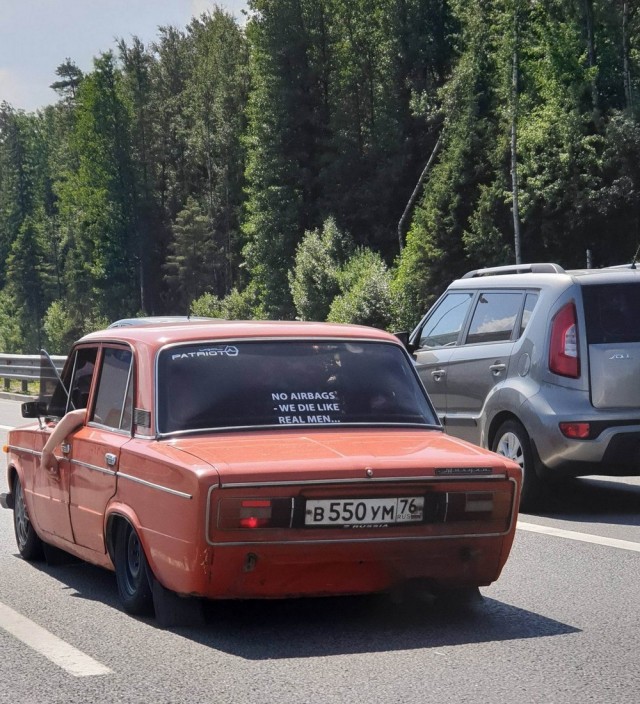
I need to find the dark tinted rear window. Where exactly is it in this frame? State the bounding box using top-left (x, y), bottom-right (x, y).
top-left (157, 340), bottom-right (437, 433)
top-left (583, 284), bottom-right (640, 344)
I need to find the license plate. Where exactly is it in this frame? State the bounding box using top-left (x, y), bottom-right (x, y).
top-left (305, 497), bottom-right (424, 527)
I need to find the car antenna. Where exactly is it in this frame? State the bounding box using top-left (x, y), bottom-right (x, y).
top-left (631, 242), bottom-right (640, 269)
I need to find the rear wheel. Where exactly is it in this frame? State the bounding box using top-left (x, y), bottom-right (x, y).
top-left (114, 523), bottom-right (153, 615)
top-left (492, 419), bottom-right (543, 511)
top-left (13, 476), bottom-right (43, 561)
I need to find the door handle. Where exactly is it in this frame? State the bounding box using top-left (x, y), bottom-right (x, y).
top-left (431, 369), bottom-right (446, 381)
top-left (489, 363), bottom-right (506, 375)
top-left (105, 453), bottom-right (117, 467)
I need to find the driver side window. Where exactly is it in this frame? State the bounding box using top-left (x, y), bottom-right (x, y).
top-left (47, 347), bottom-right (98, 418)
top-left (418, 292), bottom-right (474, 348)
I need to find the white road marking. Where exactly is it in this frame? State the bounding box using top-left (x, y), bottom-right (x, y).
top-left (0, 602), bottom-right (111, 677)
top-left (518, 520), bottom-right (640, 553)
top-left (0, 424), bottom-right (14, 430)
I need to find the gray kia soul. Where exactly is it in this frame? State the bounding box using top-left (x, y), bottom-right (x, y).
top-left (408, 262), bottom-right (640, 509)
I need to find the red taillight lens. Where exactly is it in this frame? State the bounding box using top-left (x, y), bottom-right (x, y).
top-left (549, 302), bottom-right (580, 378)
top-left (218, 498), bottom-right (292, 530)
top-left (239, 500), bottom-right (272, 529)
top-left (559, 422), bottom-right (590, 439)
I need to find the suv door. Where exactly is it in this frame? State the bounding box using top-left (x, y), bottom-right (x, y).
top-left (412, 291), bottom-right (475, 419)
top-left (444, 291), bottom-right (524, 443)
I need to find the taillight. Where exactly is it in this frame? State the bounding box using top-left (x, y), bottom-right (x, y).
top-left (445, 491), bottom-right (512, 527)
top-left (559, 422), bottom-right (590, 439)
top-left (549, 302), bottom-right (580, 378)
top-left (218, 498), bottom-right (292, 530)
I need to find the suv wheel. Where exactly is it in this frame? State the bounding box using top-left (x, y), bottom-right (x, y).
top-left (492, 419), bottom-right (542, 511)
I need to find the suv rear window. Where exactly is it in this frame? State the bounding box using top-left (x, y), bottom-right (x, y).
top-left (582, 283), bottom-right (640, 344)
top-left (156, 340), bottom-right (437, 433)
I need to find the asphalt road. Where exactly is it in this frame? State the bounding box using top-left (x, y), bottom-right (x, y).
top-left (1, 397), bottom-right (639, 704)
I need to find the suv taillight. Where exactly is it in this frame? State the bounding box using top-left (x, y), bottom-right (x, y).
top-left (549, 302), bottom-right (580, 378)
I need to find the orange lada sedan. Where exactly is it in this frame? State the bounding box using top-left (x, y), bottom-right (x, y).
top-left (1, 320), bottom-right (521, 625)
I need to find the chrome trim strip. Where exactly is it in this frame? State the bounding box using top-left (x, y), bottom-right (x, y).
top-left (206, 484), bottom-right (220, 541)
top-left (5, 445), bottom-right (40, 457)
top-left (207, 530), bottom-right (512, 548)
top-left (86, 421), bottom-right (131, 437)
top-left (220, 474), bottom-right (506, 488)
top-left (69, 459), bottom-right (116, 477)
top-left (156, 421), bottom-right (439, 440)
top-left (118, 472), bottom-right (193, 499)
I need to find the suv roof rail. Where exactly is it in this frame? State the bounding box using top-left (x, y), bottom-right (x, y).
top-left (461, 263), bottom-right (565, 279)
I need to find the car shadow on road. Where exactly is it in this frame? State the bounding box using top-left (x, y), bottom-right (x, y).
top-left (31, 554), bottom-right (579, 658)
top-left (526, 476), bottom-right (640, 527)
top-left (180, 594), bottom-right (580, 658)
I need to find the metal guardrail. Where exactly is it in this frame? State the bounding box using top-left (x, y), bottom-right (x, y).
top-left (0, 354), bottom-right (67, 394)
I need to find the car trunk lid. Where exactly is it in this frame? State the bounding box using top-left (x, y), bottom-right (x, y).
top-left (582, 282), bottom-right (640, 409)
top-left (167, 427), bottom-right (513, 486)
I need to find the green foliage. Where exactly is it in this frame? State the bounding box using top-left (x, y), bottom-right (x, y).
top-left (191, 284), bottom-right (260, 320)
top-left (42, 300), bottom-right (77, 354)
top-left (289, 217), bottom-right (352, 321)
top-left (164, 196), bottom-right (219, 309)
top-left (328, 249), bottom-right (398, 329)
top-left (0, 290), bottom-right (23, 353)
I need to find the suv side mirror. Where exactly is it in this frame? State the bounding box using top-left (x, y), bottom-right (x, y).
top-left (394, 331), bottom-right (414, 351)
top-left (21, 400), bottom-right (48, 418)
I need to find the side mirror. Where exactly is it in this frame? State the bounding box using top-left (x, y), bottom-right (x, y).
top-left (394, 331), bottom-right (414, 351)
top-left (21, 400), bottom-right (48, 419)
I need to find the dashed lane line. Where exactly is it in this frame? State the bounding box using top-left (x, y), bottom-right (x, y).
top-left (0, 602), bottom-right (111, 677)
top-left (518, 520), bottom-right (640, 553)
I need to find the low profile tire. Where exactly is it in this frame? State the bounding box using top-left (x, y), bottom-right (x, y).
top-left (492, 419), bottom-right (543, 511)
top-left (114, 523), bottom-right (153, 615)
top-left (13, 476), bottom-right (44, 561)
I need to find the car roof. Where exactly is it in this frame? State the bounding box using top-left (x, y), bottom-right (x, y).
top-left (79, 320), bottom-right (399, 347)
top-left (107, 316), bottom-right (217, 328)
top-left (449, 263), bottom-right (640, 289)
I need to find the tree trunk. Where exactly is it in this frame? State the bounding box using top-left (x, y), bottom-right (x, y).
top-left (583, 0), bottom-right (599, 116)
top-left (511, 12), bottom-right (521, 264)
top-left (622, 1), bottom-right (632, 110)
top-left (397, 134), bottom-right (443, 251)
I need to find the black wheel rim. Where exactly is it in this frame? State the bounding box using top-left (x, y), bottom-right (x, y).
top-left (124, 529), bottom-right (143, 595)
top-left (14, 481), bottom-right (30, 551)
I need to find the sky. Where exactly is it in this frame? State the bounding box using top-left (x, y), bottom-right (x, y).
top-left (0, 1), bottom-right (248, 112)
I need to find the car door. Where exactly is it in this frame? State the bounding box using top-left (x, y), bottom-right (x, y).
top-left (30, 346), bottom-right (98, 543)
top-left (411, 291), bottom-right (475, 420)
top-left (67, 345), bottom-right (134, 553)
top-left (444, 290), bottom-right (524, 444)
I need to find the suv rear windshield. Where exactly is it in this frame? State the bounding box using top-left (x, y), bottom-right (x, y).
top-left (582, 283), bottom-right (640, 344)
top-left (156, 340), bottom-right (437, 434)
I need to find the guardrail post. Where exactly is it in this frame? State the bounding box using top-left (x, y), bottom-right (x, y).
top-left (21, 380), bottom-right (29, 393)
top-left (4, 379), bottom-right (9, 391)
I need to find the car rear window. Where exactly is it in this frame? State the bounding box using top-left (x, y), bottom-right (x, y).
top-left (156, 340), bottom-right (437, 433)
top-left (582, 283), bottom-right (640, 344)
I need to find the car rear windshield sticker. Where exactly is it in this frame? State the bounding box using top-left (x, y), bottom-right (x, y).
top-left (171, 345), bottom-right (238, 360)
top-left (271, 391), bottom-right (341, 424)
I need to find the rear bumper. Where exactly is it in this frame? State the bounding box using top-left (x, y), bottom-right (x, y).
top-left (199, 534), bottom-right (510, 599)
top-left (535, 430), bottom-right (640, 478)
top-left (521, 394), bottom-right (640, 475)
top-left (0, 492), bottom-right (13, 509)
